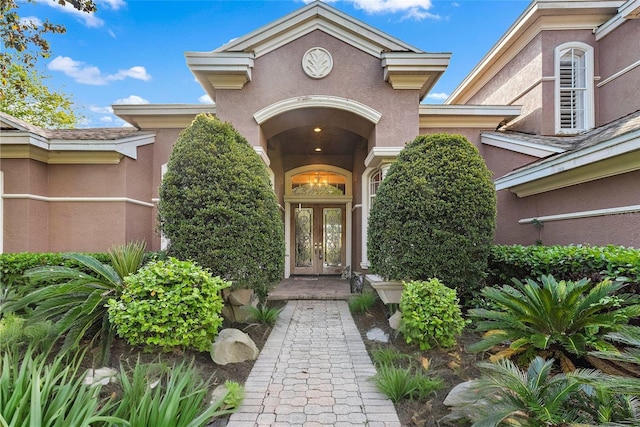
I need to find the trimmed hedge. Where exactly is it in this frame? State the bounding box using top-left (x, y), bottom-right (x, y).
top-left (367, 133), bottom-right (496, 303)
top-left (488, 244), bottom-right (640, 287)
top-left (158, 114), bottom-right (284, 303)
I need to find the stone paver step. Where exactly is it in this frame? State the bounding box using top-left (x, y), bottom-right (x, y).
top-left (226, 300), bottom-right (401, 427)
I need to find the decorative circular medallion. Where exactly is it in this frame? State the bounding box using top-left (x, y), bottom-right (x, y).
top-left (302, 47), bottom-right (333, 79)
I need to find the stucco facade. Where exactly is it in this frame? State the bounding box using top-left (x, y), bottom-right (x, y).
top-left (1, 0), bottom-right (639, 274)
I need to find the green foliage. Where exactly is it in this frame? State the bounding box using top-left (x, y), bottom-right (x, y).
top-left (158, 114), bottom-right (284, 304)
top-left (108, 241), bottom-right (147, 281)
top-left (371, 347), bottom-right (412, 367)
top-left (468, 275), bottom-right (640, 364)
top-left (0, 313), bottom-right (54, 352)
top-left (445, 356), bottom-right (638, 427)
top-left (0, 63), bottom-right (79, 128)
top-left (488, 244), bottom-right (640, 287)
top-left (222, 380), bottom-right (245, 409)
top-left (245, 303), bottom-right (282, 326)
top-left (111, 360), bottom-right (235, 427)
top-left (399, 279), bottom-right (466, 350)
top-left (348, 291), bottom-right (378, 313)
top-left (367, 133), bottom-right (495, 303)
top-left (373, 364), bottom-right (442, 403)
top-left (1, 0), bottom-right (95, 94)
top-left (0, 346), bottom-right (125, 426)
top-left (3, 252), bottom-right (125, 358)
top-left (108, 258), bottom-right (230, 351)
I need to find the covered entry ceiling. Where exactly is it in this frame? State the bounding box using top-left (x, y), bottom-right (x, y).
top-left (263, 107), bottom-right (372, 156)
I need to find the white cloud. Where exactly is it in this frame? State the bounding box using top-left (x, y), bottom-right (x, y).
top-left (426, 92), bottom-right (449, 100)
top-left (113, 95), bottom-right (150, 105)
top-left (89, 105), bottom-right (114, 114)
top-left (306, 0), bottom-right (439, 20)
top-left (198, 94), bottom-right (214, 104)
top-left (48, 56), bottom-right (151, 85)
top-left (42, 0), bottom-right (104, 28)
top-left (20, 16), bottom-right (43, 27)
top-left (98, 0), bottom-right (127, 10)
top-left (99, 116), bottom-right (114, 123)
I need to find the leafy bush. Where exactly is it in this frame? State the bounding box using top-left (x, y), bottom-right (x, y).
top-left (469, 275), bottom-right (640, 368)
top-left (399, 279), bottom-right (466, 350)
top-left (444, 356), bottom-right (639, 426)
top-left (367, 133), bottom-right (495, 303)
top-left (108, 257), bottom-right (230, 351)
top-left (488, 244), bottom-right (640, 287)
top-left (111, 360), bottom-right (238, 427)
top-left (348, 291), bottom-right (378, 313)
top-left (158, 114), bottom-right (284, 303)
top-left (0, 313), bottom-right (54, 352)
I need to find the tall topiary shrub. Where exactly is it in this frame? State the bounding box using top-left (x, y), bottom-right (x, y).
top-left (367, 133), bottom-right (496, 303)
top-left (158, 114), bottom-right (284, 302)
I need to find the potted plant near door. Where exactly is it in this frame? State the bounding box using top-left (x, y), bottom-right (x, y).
top-left (366, 133), bottom-right (496, 305)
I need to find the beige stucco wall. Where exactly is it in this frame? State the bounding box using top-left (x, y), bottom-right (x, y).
top-left (596, 19), bottom-right (640, 125)
top-left (215, 30), bottom-right (419, 151)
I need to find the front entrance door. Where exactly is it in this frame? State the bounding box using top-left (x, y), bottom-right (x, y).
top-left (291, 204), bottom-right (346, 275)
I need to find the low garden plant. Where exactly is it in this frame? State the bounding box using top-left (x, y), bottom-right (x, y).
top-left (373, 364), bottom-right (442, 403)
top-left (245, 303), bottom-right (282, 326)
top-left (111, 359), bottom-right (239, 427)
top-left (108, 257), bottom-right (230, 352)
top-left (444, 356), bottom-right (639, 426)
top-left (399, 279), bottom-right (466, 350)
top-left (348, 291), bottom-right (378, 314)
top-left (468, 275), bottom-right (640, 369)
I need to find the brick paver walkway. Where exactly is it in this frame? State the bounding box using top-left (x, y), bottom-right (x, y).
top-left (226, 300), bottom-right (401, 426)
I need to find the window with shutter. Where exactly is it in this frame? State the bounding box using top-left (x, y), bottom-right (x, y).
top-left (555, 43), bottom-right (594, 134)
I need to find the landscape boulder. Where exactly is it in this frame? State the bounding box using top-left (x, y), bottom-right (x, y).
top-left (211, 328), bottom-right (259, 365)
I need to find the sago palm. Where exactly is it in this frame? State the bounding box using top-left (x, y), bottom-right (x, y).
top-left (3, 242), bottom-right (146, 360)
top-left (468, 275), bottom-right (640, 367)
top-left (444, 356), bottom-right (633, 427)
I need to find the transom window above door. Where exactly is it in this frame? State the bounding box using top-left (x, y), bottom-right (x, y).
top-left (291, 171), bottom-right (347, 196)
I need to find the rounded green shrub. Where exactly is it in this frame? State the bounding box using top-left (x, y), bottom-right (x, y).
top-left (158, 114), bottom-right (284, 303)
top-left (367, 133), bottom-right (496, 302)
top-left (399, 279), bottom-right (466, 350)
top-left (108, 257), bottom-right (230, 351)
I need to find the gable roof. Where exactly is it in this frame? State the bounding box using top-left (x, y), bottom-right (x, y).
top-left (493, 109), bottom-right (640, 196)
top-left (186, 1), bottom-right (450, 101)
top-left (212, 0), bottom-right (421, 59)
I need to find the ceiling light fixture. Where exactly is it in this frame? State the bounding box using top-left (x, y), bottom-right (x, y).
top-left (313, 127), bottom-right (322, 132)
top-left (314, 147), bottom-right (322, 152)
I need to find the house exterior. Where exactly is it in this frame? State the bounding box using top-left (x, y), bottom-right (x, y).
top-left (1, 0), bottom-right (639, 277)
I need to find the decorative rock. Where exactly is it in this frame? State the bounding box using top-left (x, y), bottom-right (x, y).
top-left (388, 310), bottom-right (402, 330)
top-left (211, 328), bottom-right (259, 365)
top-left (443, 380), bottom-right (480, 406)
top-left (227, 288), bottom-right (254, 306)
top-left (230, 304), bottom-right (256, 323)
top-left (83, 367), bottom-right (118, 386)
top-left (210, 383), bottom-right (230, 406)
top-left (366, 327), bottom-right (389, 343)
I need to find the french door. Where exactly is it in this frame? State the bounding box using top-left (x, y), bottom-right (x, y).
top-left (291, 204), bottom-right (346, 275)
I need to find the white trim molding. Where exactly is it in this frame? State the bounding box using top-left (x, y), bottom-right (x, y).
top-left (481, 133), bottom-right (565, 158)
top-left (420, 104), bottom-right (522, 129)
top-left (495, 128), bottom-right (640, 196)
top-left (254, 95), bottom-right (382, 125)
top-left (113, 104), bottom-right (216, 129)
top-left (364, 147), bottom-right (402, 168)
top-left (2, 194), bottom-right (155, 208)
top-left (595, 0), bottom-right (640, 40)
top-left (520, 204), bottom-right (640, 224)
top-left (597, 59), bottom-right (640, 87)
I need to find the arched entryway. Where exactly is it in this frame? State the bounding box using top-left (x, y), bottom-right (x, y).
top-left (254, 96), bottom-right (380, 278)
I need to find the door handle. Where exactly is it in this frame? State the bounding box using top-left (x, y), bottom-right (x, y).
top-left (314, 242), bottom-right (323, 259)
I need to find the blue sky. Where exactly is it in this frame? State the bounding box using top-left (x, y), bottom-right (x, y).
top-left (20, 0), bottom-right (530, 127)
